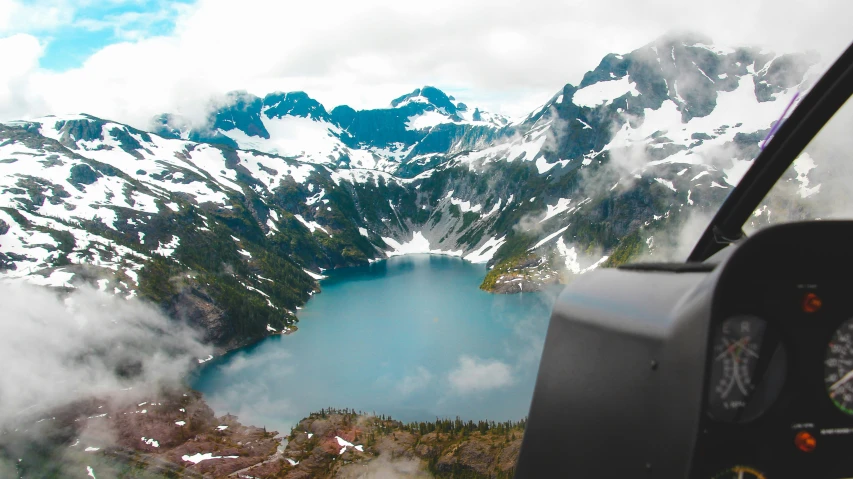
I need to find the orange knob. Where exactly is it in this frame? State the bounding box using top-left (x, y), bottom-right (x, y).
top-left (794, 431), bottom-right (817, 452)
top-left (802, 293), bottom-right (822, 313)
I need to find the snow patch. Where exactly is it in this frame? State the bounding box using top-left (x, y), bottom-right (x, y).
top-left (448, 196), bottom-right (482, 213)
top-left (406, 111), bottom-right (453, 130)
top-left (723, 159), bottom-right (753, 187)
top-left (382, 231), bottom-right (462, 258)
top-left (181, 453), bottom-right (239, 464)
top-left (532, 226), bottom-right (570, 249)
top-left (141, 437), bottom-right (159, 448)
top-left (294, 214), bottom-right (328, 234)
top-left (540, 198), bottom-right (572, 223)
top-left (335, 436), bottom-right (354, 448)
top-left (654, 178), bottom-right (677, 192)
top-left (572, 77), bottom-right (639, 108)
top-left (792, 153), bottom-right (820, 198)
top-left (303, 269), bottom-right (327, 280)
top-left (464, 236), bottom-right (506, 263)
top-left (154, 236), bottom-right (180, 257)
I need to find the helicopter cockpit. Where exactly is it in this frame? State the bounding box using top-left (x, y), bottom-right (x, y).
top-left (514, 41), bottom-right (853, 478)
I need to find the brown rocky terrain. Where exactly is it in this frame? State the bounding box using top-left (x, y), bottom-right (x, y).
top-left (4, 389), bottom-right (280, 478)
top-left (237, 410), bottom-right (523, 479)
top-left (483, 254), bottom-right (563, 294)
top-left (5, 396), bottom-right (524, 478)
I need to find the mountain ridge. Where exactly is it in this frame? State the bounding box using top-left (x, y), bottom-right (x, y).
top-left (150, 84), bottom-right (512, 179)
top-left (0, 33), bottom-right (824, 350)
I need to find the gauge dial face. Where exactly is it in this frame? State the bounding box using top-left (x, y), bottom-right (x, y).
top-left (824, 318), bottom-right (853, 414)
top-left (707, 315), bottom-right (786, 423)
top-left (711, 465), bottom-right (766, 479)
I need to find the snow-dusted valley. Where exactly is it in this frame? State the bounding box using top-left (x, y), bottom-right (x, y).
top-left (0, 32), bottom-right (832, 478)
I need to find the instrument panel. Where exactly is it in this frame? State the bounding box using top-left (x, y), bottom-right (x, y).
top-left (514, 222), bottom-right (853, 478)
top-left (695, 266), bottom-right (853, 477)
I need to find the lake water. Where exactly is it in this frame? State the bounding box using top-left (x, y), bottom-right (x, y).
top-left (192, 254), bottom-right (558, 434)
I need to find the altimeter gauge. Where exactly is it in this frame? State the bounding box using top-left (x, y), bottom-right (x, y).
top-left (707, 315), bottom-right (786, 423)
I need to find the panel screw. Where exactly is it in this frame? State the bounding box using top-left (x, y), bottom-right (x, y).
top-left (650, 360), bottom-right (658, 370)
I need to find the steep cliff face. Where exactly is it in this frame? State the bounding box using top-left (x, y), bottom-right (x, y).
top-left (1, 34), bottom-right (824, 348)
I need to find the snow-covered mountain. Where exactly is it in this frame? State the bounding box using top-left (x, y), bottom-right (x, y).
top-left (152, 86), bottom-right (511, 177)
top-left (0, 33), bottom-right (825, 347)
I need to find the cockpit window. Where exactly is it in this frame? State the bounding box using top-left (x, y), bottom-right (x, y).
top-left (745, 95), bottom-right (853, 235)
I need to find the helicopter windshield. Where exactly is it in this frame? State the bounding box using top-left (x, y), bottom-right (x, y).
top-left (745, 95), bottom-right (853, 234)
top-left (681, 42), bottom-right (853, 264)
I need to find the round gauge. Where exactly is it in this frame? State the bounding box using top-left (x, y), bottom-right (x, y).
top-left (711, 465), bottom-right (766, 479)
top-left (824, 318), bottom-right (853, 414)
top-left (707, 315), bottom-right (787, 423)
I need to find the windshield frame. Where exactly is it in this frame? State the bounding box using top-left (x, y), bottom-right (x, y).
top-left (687, 41), bottom-right (853, 263)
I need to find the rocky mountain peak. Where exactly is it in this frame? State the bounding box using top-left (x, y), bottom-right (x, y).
top-left (390, 86), bottom-right (459, 115)
top-left (262, 91), bottom-right (331, 122)
top-left (211, 91), bottom-right (270, 139)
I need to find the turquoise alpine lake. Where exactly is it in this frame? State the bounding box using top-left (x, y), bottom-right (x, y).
top-left (192, 254), bottom-right (558, 433)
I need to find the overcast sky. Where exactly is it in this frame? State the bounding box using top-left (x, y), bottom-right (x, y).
top-left (0, 0), bottom-right (850, 128)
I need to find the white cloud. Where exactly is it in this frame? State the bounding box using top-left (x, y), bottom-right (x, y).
top-left (447, 355), bottom-right (514, 394)
top-left (75, 6), bottom-right (187, 41)
top-left (0, 0), bottom-right (850, 127)
top-left (0, 0), bottom-right (76, 34)
top-left (203, 380), bottom-right (296, 434)
top-left (338, 454), bottom-right (431, 478)
top-left (220, 348), bottom-right (293, 376)
top-left (0, 34), bottom-right (47, 123)
top-left (396, 366), bottom-right (432, 396)
top-left (0, 282), bottom-right (210, 428)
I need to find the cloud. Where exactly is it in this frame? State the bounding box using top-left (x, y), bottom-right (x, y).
top-left (396, 366), bottom-right (432, 396)
top-left (509, 312), bottom-right (550, 366)
top-left (220, 347), bottom-right (293, 376)
top-left (447, 355), bottom-right (514, 394)
top-left (0, 0), bottom-right (851, 128)
top-left (742, 93), bottom-right (853, 234)
top-left (74, 4), bottom-right (191, 41)
top-left (337, 454), bottom-right (431, 479)
top-left (0, 282), bottom-right (210, 428)
top-left (0, 34), bottom-right (47, 120)
top-left (640, 209), bottom-right (717, 262)
top-left (203, 380), bottom-right (296, 433)
top-left (0, 0), bottom-right (76, 34)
